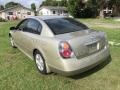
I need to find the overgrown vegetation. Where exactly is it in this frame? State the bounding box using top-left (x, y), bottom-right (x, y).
top-left (0, 5), bottom-right (4, 10)
top-left (0, 17), bottom-right (7, 22)
top-left (5, 2), bottom-right (21, 8)
top-left (31, 3), bottom-right (37, 16)
top-left (40, 0), bottom-right (67, 7)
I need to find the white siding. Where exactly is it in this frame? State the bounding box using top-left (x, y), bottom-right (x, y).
top-left (0, 12), bottom-right (6, 19)
top-left (39, 8), bottom-right (51, 15)
top-left (39, 8), bottom-right (68, 16)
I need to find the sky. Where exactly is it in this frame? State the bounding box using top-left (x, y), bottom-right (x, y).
top-left (0, 0), bottom-right (44, 8)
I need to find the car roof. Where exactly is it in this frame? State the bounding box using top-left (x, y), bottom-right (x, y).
top-left (26, 15), bottom-right (67, 20)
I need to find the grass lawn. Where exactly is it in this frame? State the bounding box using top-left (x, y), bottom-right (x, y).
top-left (0, 19), bottom-right (120, 90)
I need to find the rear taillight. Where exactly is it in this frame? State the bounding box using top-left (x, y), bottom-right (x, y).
top-left (59, 41), bottom-right (74, 58)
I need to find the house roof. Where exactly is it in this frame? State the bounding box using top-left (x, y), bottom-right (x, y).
top-left (0, 5), bottom-right (34, 13)
top-left (38, 6), bottom-right (67, 11)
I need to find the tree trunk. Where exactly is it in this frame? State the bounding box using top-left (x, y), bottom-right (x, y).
top-left (99, 9), bottom-right (104, 18)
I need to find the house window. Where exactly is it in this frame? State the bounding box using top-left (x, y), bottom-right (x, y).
top-left (8, 12), bottom-right (13, 15)
top-left (27, 12), bottom-right (31, 15)
top-left (53, 11), bottom-right (56, 14)
top-left (64, 10), bottom-right (68, 13)
top-left (17, 12), bottom-right (20, 14)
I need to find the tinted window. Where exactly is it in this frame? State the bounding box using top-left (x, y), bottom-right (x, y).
top-left (8, 12), bottom-right (13, 15)
top-left (44, 18), bottom-right (88, 35)
top-left (17, 19), bottom-right (28, 30)
top-left (26, 19), bottom-right (41, 34)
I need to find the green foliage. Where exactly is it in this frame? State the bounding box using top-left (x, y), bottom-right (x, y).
top-left (40, 0), bottom-right (67, 7)
top-left (79, 7), bottom-right (97, 18)
top-left (0, 17), bottom-right (6, 22)
top-left (68, 0), bottom-right (97, 18)
top-left (5, 2), bottom-right (20, 8)
top-left (59, 0), bottom-right (68, 6)
top-left (67, 0), bottom-right (77, 17)
top-left (31, 3), bottom-right (36, 11)
top-left (40, 0), bottom-right (58, 6)
top-left (87, 0), bottom-right (97, 7)
top-left (69, 0), bottom-right (120, 18)
top-left (0, 5), bottom-right (4, 10)
top-left (31, 3), bottom-right (37, 16)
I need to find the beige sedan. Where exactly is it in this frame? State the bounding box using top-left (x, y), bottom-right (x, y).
top-left (9, 16), bottom-right (110, 76)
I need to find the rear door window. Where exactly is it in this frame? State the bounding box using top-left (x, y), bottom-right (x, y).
top-left (26, 19), bottom-right (42, 34)
top-left (16, 19), bottom-right (28, 30)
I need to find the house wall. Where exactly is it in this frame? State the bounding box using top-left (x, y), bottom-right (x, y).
top-left (0, 7), bottom-right (34, 20)
top-left (39, 8), bottom-right (53, 15)
top-left (39, 8), bottom-right (68, 16)
top-left (0, 12), bottom-right (6, 19)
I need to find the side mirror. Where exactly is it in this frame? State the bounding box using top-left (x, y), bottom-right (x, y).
top-left (10, 27), bottom-right (16, 30)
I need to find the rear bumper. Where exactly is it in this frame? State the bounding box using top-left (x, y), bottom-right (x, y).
top-left (50, 46), bottom-right (110, 76)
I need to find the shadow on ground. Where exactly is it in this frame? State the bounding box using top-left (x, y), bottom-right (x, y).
top-left (69, 56), bottom-right (112, 80)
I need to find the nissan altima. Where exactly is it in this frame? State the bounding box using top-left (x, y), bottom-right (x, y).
top-left (9, 16), bottom-right (110, 76)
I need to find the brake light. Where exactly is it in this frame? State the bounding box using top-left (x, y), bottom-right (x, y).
top-left (59, 41), bottom-right (74, 58)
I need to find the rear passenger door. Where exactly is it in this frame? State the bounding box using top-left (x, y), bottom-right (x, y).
top-left (21, 19), bottom-right (42, 56)
top-left (13, 19), bottom-right (28, 48)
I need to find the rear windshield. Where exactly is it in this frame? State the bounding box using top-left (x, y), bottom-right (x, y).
top-left (44, 18), bottom-right (88, 35)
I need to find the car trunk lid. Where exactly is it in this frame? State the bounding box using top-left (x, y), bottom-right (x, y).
top-left (55, 29), bottom-right (106, 59)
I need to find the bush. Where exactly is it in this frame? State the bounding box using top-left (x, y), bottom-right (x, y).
top-left (75, 7), bottom-right (98, 18)
top-left (0, 17), bottom-right (7, 22)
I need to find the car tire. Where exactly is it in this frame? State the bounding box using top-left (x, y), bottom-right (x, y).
top-left (9, 36), bottom-right (16, 48)
top-left (34, 50), bottom-right (47, 74)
